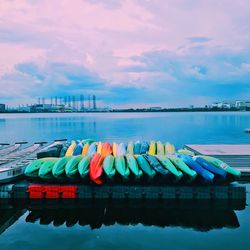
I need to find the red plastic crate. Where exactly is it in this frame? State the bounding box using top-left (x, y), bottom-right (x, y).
top-left (29, 191), bottom-right (44, 199)
top-left (44, 185), bottom-right (61, 192)
top-left (45, 191), bottom-right (60, 199)
top-left (61, 191), bottom-right (77, 199)
top-left (61, 186), bottom-right (77, 192)
top-left (28, 184), bottom-right (44, 192)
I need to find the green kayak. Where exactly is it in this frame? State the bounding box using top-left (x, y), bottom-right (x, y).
top-left (200, 155), bottom-right (241, 178)
top-left (78, 155), bottom-right (91, 178)
top-left (103, 154), bottom-right (116, 179)
top-left (136, 155), bottom-right (156, 178)
top-left (156, 141), bottom-right (165, 155)
top-left (38, 158), bottom-right (59, 181)
top-left (25, 158), bottom-right (57, 178)
top-left (127, 142), bottom-right (134, 155)
top-left (169, 156), bottom-right (197, 181)
top-left (65, 155), bottom-right (83, 179)
top-left (157, 155), bottom-right (183, 181)
top-left (126, 154), bottom-right (143, 179)
top-left (52, 156), bottom-right (72, 180)
top-left (115, 156), bottom-right (130, 179)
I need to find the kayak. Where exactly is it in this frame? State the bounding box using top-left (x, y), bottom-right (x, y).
top-left (25, 158), bottom-right (56, 178)
top-left (134, 141), bottom-right (141, 154)
top-left (193, 156), bottom-right (227, 180)
top-left (136, 155), bottom-right (156, 178)
top-left (87, 142), bottom-right (97, 156)
top-left (89, 153), bottom-right (104, 184)
top-left (97, 142), bottom-right (102, 154)
top-left (81, 143), bottom-right (89, 156)
top-left (101, 142), bottom-right (113, 157)
top-left (112, 143), bottom-right (118, 157)
top-left (73, 142), bottom-right (83, 156)
top-left (140, 141), bottom-right (149, 154)
top-left (178, 154), bottom-right (214, 183)
top-left (125, 154), bottom-right (143, 179)
top-left (103, 154), bottom-right (116, 179)
top-left (117, 143), bottom-right (127, 156)
top-left (165, 143), bottom-right (176, 154)
top-left (78, 155), bottom-right (91, 178)
top-left (65, 141), bottom-right (76, 156)
top-left (168, 156), bottom-right (197, 181)
top-left (127, 142), bottom-right (134, 155)
top-left (200, 155), bottom-right (241, 178)
top-left (82, 139), bottom-right (95, 145)
top-left (115, 156), bottom-right (130, 179)
top-left (38, 158), bottom-right (59, 181)
top-left (157, 155), bottom-right (183, 181)
top-left (143, 154), bottom-right (169, 176)
top-left (52, 156), bottom-right (72, 180)
top-left (65, 155), bottom-right (83, 179)
top-left (156, 141), bottom-right (165, 155)
top-left (59, 142), bottom-right (71, 157)
top-left (148, 141), bottom-right (156, 155)
top-left (178, 148), bottom-right (195, 156)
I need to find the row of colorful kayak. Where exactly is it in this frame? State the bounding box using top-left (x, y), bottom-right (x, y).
top-left (25, 143), bottom-right (241, 184)
top-left (62, 140), bottom-right (183, 158)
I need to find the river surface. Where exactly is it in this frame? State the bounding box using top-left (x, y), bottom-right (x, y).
top-left (0, 112), bottom-right (250, 250)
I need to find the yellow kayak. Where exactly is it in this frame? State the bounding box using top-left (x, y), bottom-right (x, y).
top-left (81, 143), bottom-right (89, 156)
top-left (113, 142), bottom-right (118, 157)
top-left (65, 141), bottom-right (76, 156)
top-left (165, 142), bottom-right (176, 154)
top-left (148, 141), bottom-right (156, 155)
top-left (97, 142), bottom-right (102, 154)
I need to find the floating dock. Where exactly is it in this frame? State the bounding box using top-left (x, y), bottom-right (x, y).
top-left (185, 144), bottom-right (250, 178)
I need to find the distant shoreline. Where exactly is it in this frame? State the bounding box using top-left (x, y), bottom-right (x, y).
top-left (1, 107), bottom-right (249, 114)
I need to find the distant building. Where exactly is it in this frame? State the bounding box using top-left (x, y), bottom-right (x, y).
top-left (235, 100), bottom-right (250, 109)
top-left (149, 107), bottom-right (162, 111)
top-left (0, 104), bottom-right (5, 112)
top-left (212, 101), bottom-right (235, 109)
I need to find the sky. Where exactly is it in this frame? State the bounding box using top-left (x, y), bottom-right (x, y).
top-left (0, 0), bottom-right (250, 108)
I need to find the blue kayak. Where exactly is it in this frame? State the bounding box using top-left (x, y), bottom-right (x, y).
top-left (87, 142), bottom-right (97, 156)
top-left (73, 142), bottom-right (83, 156)
top-left (134, 141), bottom-right (141, 154)
top-left (178, 154), bottom-right (214, 183)
top-left (140, 141), bottom-right (149, 154)
top-left (117, 143), bottom-right (127, 156)
top-left (193, 156), bottom-right (227, 180)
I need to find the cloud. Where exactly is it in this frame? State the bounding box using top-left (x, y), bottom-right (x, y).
top-left (0, 0), bottom-right (250, 107)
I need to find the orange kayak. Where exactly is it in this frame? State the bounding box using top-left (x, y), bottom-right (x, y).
top-left (101, 142), bottom-right (112, 157)
top-left (89, 153), bottom-right (104, 184)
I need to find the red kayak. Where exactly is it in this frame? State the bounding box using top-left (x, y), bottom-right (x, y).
top-left (89, 153), bottom-right (104, 184)
top-left (101, 142), bottom-right (112, 157)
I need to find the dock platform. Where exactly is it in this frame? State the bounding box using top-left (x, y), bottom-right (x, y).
top-left (185, 144), bottom-right (250, 177)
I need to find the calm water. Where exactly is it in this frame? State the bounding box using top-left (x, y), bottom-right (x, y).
top-left (0, 112), bottom-right (250, 250)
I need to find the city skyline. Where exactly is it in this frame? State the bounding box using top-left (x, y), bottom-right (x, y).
top-left (1, 1), bottom-right (250, 108)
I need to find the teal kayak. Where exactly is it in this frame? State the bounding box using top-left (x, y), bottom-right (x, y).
top-left (38, 158), bottom-right (59, 181)
top-left (136, 155), bottom-right (156, 179)
top-left (134, 141), bottom-right (141, 154)
top-left (103, 154), bottom-right (116, 179)
top-left (200, 155), bottom-right (241, 178)
top-left (169, 156), bottom-right (197, 182)
top-left (115, 156), bottom-right (130, 179)
top-left (126, 154), bottom-right (143, 179)
top-left (52, 156), bottom-right (72, 180)
top-left (25, 158), bottom-right (57, 178)
top-left (157, 155), bottom-right (183, 181)
top-left (78, 155), bottom-right (91, 178)
top-left (65, 155), bottom-right (83, 179)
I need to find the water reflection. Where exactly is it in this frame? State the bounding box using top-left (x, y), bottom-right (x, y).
top-left (0, 199), bottom-right (245, 233)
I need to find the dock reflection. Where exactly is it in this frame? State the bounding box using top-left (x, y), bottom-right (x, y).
top-left (0, 199), bottom-right (246, 233)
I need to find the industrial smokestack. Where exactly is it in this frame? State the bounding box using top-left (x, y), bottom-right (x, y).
top-left (68, 96), bottom-right (71, 107)
top-left (80, 95), bottom-right (84, 111)
top-left (88, 95), bottom-right (91, 109)
top-left (93, 95), bottom-right (96, 110)
top-left (42, 97), bottom-right (45, 105)
top-left (38, 98), bottom-right (41, 105)
top-left (72, 96), bottom-right (75, 110)
top-left (55, 96), bottom-right (58, 105)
